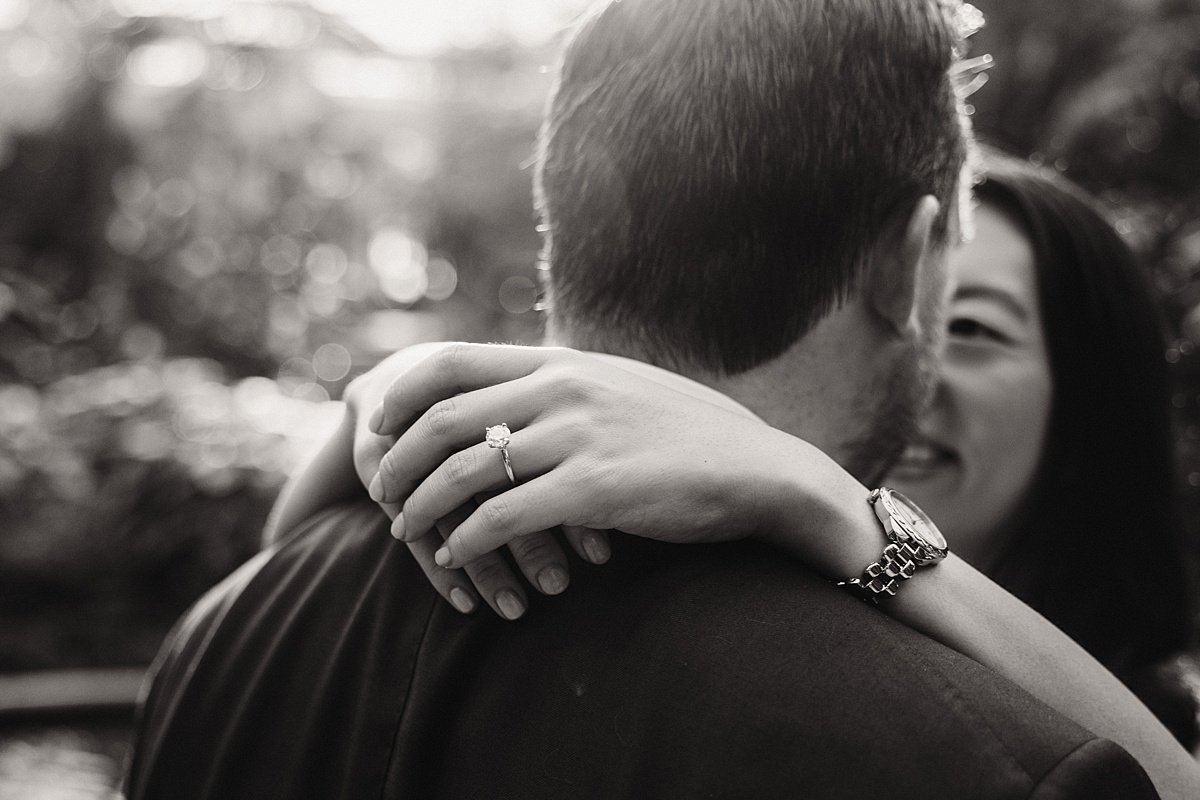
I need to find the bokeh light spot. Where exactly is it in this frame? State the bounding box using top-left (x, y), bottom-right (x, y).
top-left (305, 243), bottom-right (348, 284)
top-left (59, 301), bottom-right (99, 340)
top-left (261, 234), bottom-right (302, 276)
top-left (222, 50), bottom-right (268, 92)
top-left (127, 37), bottom-right (207, 89)
top-left (106, 213), bottom-right (148, 256)
top-left (498, 275), bottom-right (537, 314)
top-left (370, 228), bottom-right (428, 304)
top-left (157, 177), bottom-right (197, 218)
top-left (384, 130), bottom-right (439, 182)
top-left (425, 256), bottom-right (458, 302)
top-left (312, 342), bottom-right (352, 382)
top-left (8, 36), bottom-right (52, 78)
top-left (1126, 116), bottom-right (1163, 154)
top-left (87, 41), bottom-right (127, 81)
top-left (304, 155), bottom-right (361, 199)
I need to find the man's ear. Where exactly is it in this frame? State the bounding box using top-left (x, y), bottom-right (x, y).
top-left (866, 195), bottom-right (941, 337)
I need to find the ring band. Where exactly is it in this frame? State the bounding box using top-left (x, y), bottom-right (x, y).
top-left (484, 423), bottom-right (517, 485)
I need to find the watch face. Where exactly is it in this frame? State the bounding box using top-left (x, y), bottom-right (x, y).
top-left (878, 488), bottom-right (948, 552)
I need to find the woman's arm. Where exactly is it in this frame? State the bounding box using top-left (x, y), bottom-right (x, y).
top-left (755, 456), bottom-right (1200, 800)
top-left (904, 558), bottom-right (1199, 800)
top-left (261, 405), bottom-right (358, 546)
top-left (367, 343), bottom-right (1200, 800)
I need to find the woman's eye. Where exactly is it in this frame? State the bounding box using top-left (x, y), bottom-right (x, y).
top-left (948, 317), bottom-right (1008, 343)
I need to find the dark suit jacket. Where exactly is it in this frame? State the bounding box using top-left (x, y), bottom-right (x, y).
top-left (127, 501), bottom-right (1160, 799)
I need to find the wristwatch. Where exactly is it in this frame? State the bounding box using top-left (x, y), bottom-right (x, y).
top-left (837, 487), bottom-right (949, 602)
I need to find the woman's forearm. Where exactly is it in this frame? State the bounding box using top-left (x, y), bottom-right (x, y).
top-left (262, 407), bottom-right (359, 546)
top-left (894, 556), bottom-right (1199, 800)
top-left (762, 451), bottom-right (1200, 800)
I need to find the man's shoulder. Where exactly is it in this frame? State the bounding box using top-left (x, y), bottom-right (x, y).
top-left (128, 506), bottom-right (1158, 800)
top-left (505, 537), bottom-right (1159, 799)
top-left (128, 501), bottom-right (419, 800)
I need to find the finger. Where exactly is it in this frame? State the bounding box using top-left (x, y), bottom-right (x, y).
top-left (372, 377), bottom-right (544, 505)
top-left (410, 501), bottom-right (532, 621)
top-left (371, 343), bottom-right (560, 435)
top-left (434, 478), bottom-right (573, 569)
top-left (507, 529), bottom-right (570, 595)
top-left (354, 431), bottom-right (403, 524)
top-left (459, 547), bottom-right (529, 621)
top-left (562, 525), bottom-right (612, 565)
top-left (438, 496), bottom-right (529, 621)
top-left (355, 432), bottom-right (395, 495)
top-left (407, 529), bottom-right (479, 614)
top-left (392, 425), bottom-right (560, 541)
top-left (406, 501), bottom-right (481, 615)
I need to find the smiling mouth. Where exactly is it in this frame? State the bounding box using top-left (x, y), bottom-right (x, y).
top-left (891, 438), bottom-right (957, 475)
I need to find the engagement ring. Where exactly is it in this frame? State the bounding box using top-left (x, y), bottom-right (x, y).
top-left (485, 423), bottom-right (517, 485)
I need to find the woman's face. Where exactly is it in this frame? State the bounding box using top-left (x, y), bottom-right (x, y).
top-left (887, 203), bottom-right (1054, 568)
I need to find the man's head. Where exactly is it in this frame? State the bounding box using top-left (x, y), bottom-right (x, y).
top-left (536, 0), bottom-right (970, 482)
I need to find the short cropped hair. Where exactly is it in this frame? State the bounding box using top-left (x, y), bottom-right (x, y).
top-left (536, 0), bottom-right (969, 374)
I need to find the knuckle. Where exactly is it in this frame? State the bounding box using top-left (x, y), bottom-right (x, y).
top-left (510, 533), bottom-right (559, 563)
top-left (435, 343), bottom-right (469, 374)
top-left (546, 373), bottom-right (590, 406)
top-left (423, 399), bottom-right (457, 438)
top-left (465, 556), bottom-right (508, 586)
top-left (480, 497), bottom-right (512, 532)
top-left (423, 568), bottom-right (457, 595)
top-left (442, 449), bottom-right (477, 488)
top-left (567, 452), bottom-right (604, 489)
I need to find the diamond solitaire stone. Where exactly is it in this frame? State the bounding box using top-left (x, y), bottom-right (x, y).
top-left (485, 424), bottom-right (511, 449)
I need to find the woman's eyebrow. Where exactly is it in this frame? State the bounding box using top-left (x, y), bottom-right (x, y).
top-left (953, 285), bottom-right (1030, 322)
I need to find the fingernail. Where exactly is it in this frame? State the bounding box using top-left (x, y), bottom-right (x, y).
top-left (368, 473), bottom-right (385, 503)
top-left (449, 587), bottom-right (476, 614)
top-left (495, 590), bottom-right (526, 620)
top-left (367, 404), bottom-right (384, 433)
top-left (434, 547), bottom-right (452, 568)
top-left (538, 565), bottom-right (568, 595)
top-left (390, 514), bottom-right (405, 540)
top-left (583, 534), bottom-right (610, 565)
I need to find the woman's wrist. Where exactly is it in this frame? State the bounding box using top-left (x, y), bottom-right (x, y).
top-left (752, 436), bottom-right (884, 581)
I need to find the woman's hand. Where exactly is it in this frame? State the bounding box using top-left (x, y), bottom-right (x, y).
top-left (344, 344), bottom-right (611, 621)
top-left (367, 343), bottom-right (862, 574)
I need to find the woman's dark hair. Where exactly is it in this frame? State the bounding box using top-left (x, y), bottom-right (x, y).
top-left (979, 151), bottom-right (1198, 747)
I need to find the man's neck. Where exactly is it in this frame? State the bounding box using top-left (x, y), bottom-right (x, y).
top-left (543, 327), bottom-right (762, 421)
top-left (548, 296), bottom-right (900, 481)
top-left (584, 351), bottom-right (763, 422)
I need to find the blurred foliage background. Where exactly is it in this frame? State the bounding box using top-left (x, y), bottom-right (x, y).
top-left (0, 0), bottom-right (1198, 676)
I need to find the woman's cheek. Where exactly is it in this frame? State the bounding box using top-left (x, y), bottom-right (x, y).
top-left (966, 356), bottom-right (1052, 515)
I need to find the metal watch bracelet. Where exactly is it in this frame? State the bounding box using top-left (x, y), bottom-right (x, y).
top-left (836, 487), bottom-right (949, 603)
top-left (836, 540), bottom-right (924, 603)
